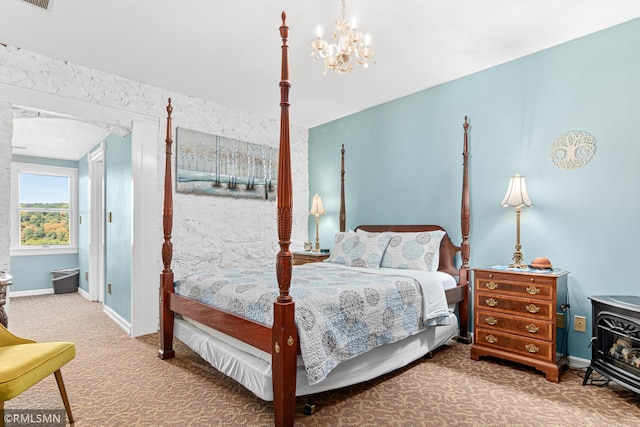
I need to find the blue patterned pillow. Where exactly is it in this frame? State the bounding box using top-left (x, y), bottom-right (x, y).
top-left (379, 230), bottom-right (446, 272)
top-left (326, 231), bottom-right (392, 269)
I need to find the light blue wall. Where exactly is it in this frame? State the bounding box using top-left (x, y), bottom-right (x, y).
top-left (10, 254), bottom-right (78, 292)
top-left (9, 156), bottom-right (79, 292)
top-left (309, 18), bottom-right (640, 360)
top-left (11, 155), bottom-right (76, 169)
top-left (104, 133), bottom-right (131, 322)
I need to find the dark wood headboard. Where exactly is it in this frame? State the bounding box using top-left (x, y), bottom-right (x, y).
top-left (354, 224), bottom-right (460, 278)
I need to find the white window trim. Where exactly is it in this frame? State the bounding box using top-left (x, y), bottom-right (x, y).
top-left (10, 162), bottom-right (78, 256)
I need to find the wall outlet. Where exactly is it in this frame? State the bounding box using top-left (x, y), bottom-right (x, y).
top-left (556, 312), bottom-right (564, 328)
top-left (107, 283), bottom-right (112, 294)
top-left (574, 315), bottom-right (587, 332)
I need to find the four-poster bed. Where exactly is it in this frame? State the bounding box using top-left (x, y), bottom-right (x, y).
top-left (159, 12), bottom-right (471, 427)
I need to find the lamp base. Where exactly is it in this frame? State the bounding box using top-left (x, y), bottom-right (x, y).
top-left (313, 215), bottom-right (321, 253)
top-left (509, 246), bottom-right (527, 268)
top-left (508, 261), bottom-right (528, 269)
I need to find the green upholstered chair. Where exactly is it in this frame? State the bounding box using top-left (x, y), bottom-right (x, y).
top-left (0, 324), bottom-right (75, 424)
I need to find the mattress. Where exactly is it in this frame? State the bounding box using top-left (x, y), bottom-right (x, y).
top-left (174, 312), bottom-right (458, 401)
top-left (175, 263), bottom-right (456, 384)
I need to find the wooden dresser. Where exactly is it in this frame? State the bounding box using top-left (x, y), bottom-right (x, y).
top-left (470, 267), bottom-right (569, 382)
top-left (292, 252), bottom-right (330, 266)
top-left (0, 272), bottom-right (11, 328)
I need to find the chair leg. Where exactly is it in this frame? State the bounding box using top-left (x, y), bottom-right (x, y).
top-left (53, 369), bottom-right (74, 425)
top-left (1, 400), bottom-right (5, 427)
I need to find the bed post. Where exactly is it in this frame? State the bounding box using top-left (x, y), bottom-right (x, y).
top-left (272, 12), bottom-right (296, 427)
top-left (158, 99), bottom-right (176, 359)
top-left (339, 144), bottom-right (346, 233)
top-left (457, 116), bottom-right (472, 344)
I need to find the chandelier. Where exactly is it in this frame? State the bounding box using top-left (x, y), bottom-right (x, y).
top-left (311, 0), bottom-right (375, 75)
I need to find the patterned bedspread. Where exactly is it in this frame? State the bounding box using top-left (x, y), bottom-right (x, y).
top-left (175, 262), bottom-right (452, 385)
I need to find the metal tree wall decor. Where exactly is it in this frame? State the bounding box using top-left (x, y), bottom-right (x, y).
top-left (549, 130), bottom-right (596, 170)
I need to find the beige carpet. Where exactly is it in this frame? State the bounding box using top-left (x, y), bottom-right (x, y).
top-left (5, 293), bottom-right (640, 426)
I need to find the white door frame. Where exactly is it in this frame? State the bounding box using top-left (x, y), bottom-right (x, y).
top-left (0, 82), bottom-right (160, 337)
top-left (88, 144), bottom-right (105, 303)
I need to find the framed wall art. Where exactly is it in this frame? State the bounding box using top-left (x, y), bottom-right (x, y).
top-left (176, 127), bottom-right (278, 200)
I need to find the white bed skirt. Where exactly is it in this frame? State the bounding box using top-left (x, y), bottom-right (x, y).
top-left (174, 313), bottom-right (458, 401)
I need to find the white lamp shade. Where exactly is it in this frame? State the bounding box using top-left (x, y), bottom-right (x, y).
top-left (309, 194), bottom-right (326, 215)
top-left (501, 174), bottom-right (533, 208)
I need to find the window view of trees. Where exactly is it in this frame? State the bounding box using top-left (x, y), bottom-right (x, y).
top-left (12, 166), bottom-right (76, 251)
top-left (20, 203), bottom-right (70, 246)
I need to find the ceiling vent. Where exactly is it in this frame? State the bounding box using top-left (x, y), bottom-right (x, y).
top-left (21, 0), bottom-right (53, 11)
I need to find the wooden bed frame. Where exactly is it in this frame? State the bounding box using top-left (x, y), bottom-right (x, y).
top-left (158, 12), bottom-right (471, 427)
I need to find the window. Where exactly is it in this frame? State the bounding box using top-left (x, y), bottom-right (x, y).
top-left (11, 162), bottom-right (78, 255)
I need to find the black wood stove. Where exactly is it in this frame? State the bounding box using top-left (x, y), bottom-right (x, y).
top-left (583, 295), bottom-right (640, 393)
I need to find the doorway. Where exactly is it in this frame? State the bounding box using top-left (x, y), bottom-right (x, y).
top-left (88, 145), bottom-right (105, 303)
top-left (1, 85), bottom-right (160, 337)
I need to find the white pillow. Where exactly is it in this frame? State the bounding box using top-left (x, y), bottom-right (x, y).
top-left (378, 230), bottom-right (446, 272)
top-left (326, 230), bottom-right (392, 269)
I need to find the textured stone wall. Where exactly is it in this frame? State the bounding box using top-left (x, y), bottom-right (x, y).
top-left (0, 102), bottom-right (11, 273)
top-left (0, 45), bottom-right (309, 278)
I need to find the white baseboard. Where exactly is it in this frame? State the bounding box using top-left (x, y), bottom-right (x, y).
top-left (77, 287), bottom-right (91, 300)
top-left (568, 355), bottom-right (590, 369)
top-left (78, 288), bottom-right (132, 337)
top-left (103, 304), bottom-right (131, 336)
top-left (9, 288), bottom-right (54, 298)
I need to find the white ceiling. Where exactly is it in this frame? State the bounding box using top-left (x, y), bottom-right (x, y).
top-left (12, 117), bottom-right (111, 160)
top-left (11, 108), bottom-right (131, 161)
top-left (2, 0), bottom-right (640, 159)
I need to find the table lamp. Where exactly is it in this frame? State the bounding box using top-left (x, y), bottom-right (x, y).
top-left (309, 194), bottom-right (326, 252)
top-left (501, 174), bottom-right (533, 268)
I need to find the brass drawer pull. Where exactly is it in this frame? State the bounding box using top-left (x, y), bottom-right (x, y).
top-left (485, 335), bottom-right (498, 344)
top-left (525, 323), bottom-right (540, 333)
top-left (486, 298), bottom-right (498, 307)
top-left (526, 304), bottom-right (540, 313)
top-left (525, 343), bottom-right (540, 353)
top-left (485, 316), bottom-right (498, 326)
top-left (526, 285), bottom-right (540, 295)
top-left (486, 281), bottom-right (498, 290)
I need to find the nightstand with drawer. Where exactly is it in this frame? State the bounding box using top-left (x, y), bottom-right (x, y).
top-left (292, 252), bottom-right (330, 266)
top-left (470, 267), bottom-right (569, 382)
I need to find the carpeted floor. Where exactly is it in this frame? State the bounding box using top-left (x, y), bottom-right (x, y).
top-left (5, 293), bottom-right (640, 426)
